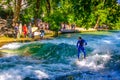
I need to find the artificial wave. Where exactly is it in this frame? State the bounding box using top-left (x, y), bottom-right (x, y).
top-left (0, 31), bottom-right (120, 80)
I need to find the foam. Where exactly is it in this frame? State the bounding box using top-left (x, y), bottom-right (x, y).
top-left (0, 31), bottom-right (120, 80)
top-left (0, 43), bottom-right (23, 49)
top-left (75, 54), bottom-right (111, 70)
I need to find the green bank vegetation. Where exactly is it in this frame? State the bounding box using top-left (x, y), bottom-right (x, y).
top-left (0, 0), bottom-right (120, 34)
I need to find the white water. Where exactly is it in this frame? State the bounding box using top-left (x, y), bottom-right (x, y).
top-left (0, 31), bottom-right (120, 80)
top-left (75, 54), bottom-right (111, 70)
top-left (0, 43), bottom-right (23, 50)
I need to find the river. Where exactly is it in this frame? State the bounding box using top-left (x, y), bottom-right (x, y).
top-left (0, 31), bottom-right (120, 80)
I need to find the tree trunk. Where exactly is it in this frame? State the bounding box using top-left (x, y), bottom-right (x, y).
top-left (34, 0), bottom-right (41, 26)
top-left (46, 0), bottom-right (51, 15)
top-left (13, 0), bottom-right (22, 24)
top-left (94, 17), bottom-right (99, 29)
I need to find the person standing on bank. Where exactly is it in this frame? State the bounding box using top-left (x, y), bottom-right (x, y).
top-left (23, 24), bottom-right (28, 38)
top-left (28, 23), bottom-right (32, 38)
top-left (77, 36), bottom-right (87, 60)
top-left (19, 22), bottom-right (22, 37)
top-left (40, 29), bottom-right (45, 39)
top-left (14, 23), bottom-right (19, 38)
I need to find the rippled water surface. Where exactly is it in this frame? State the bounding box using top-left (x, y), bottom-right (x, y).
top-left (0, 31), bottom-right (120, 80)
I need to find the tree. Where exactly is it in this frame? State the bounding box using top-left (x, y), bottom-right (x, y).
top-left (0, 0), bottom-right (120, 30)
top-left (13, 0), bottom-right (22, 23)
top-left (44, 10), bottom-right (65, 36)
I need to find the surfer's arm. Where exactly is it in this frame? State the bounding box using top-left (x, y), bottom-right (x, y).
top-left (84, 40), bottom-right (87, 46)
top-left (76, 41), bottom-right (79, 48)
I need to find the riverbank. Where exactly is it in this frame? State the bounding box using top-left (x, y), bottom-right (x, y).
top-left (0, 34), bottom-right (54, 47)
top-left (0, 28), bottom-right (112, 47)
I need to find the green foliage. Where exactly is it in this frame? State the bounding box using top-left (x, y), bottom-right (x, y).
top-left (0, 0), bottom-right (120, 30)
top-left (50, 21), bottom-right (60, 31)
top-left (67, 14), bottom-right (75, 24)
top-left (113, 18), bottom-right (120, 29)
top-left (44, 10), bottom-right (65, 32)
top-left (20, 7), bottom-right (34, 23)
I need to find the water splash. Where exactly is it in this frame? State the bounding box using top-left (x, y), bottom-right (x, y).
top-left (0, 31), bottom-right (120, 80)
top-left (0, 43), bottom-right (24, 50)
top-left (75, 54), bottom-right (111, 70)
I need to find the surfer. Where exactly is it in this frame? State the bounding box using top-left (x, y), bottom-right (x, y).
top-left (77, 36), bottom-right (87, 60)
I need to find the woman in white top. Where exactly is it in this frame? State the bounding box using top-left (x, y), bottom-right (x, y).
top-left (19, 22), bottom-right (22, 37)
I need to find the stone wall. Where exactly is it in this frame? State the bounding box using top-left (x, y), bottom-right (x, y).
top-left (0, 18), bottom-right (14, 37)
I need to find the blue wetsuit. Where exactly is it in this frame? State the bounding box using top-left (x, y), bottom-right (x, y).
top-left (77, 39), bottom-right (87, 59)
